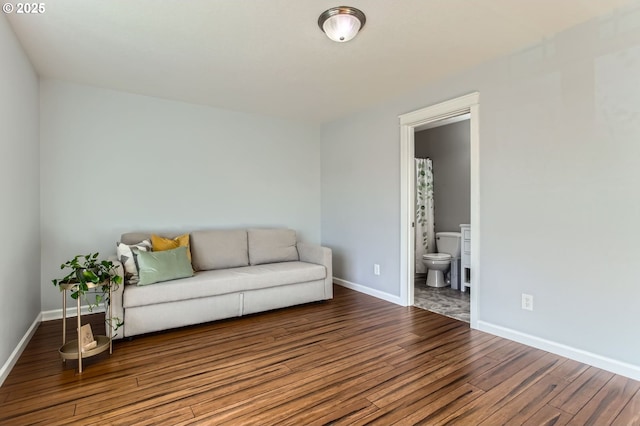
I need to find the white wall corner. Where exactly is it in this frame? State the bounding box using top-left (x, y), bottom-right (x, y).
top-left (0, 313), bottom-right (42, 387)
top-left (1, 306), bottom-right (107, 385)
top-left (477, 321), bottom-right (640, 382)
top-left (334, 277), bottom-right (404, 306)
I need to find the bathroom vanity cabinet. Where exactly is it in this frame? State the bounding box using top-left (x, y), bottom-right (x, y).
top-left (460, 224), bottom-right (471, 292)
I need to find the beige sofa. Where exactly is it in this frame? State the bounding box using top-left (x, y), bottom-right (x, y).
top-left (110, 228), bottom-right (332, 338)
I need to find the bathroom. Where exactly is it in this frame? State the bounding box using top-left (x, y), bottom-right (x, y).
top-left (414, 117), bottom-right (471, 322)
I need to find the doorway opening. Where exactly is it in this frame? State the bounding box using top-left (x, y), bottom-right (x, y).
top-left (414, 116), bottom-right (470, 322)
top-left (399, 93), bottom-right (480, 328)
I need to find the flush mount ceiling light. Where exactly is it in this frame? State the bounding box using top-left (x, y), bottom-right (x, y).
top-left (318, 6), bottom-right (366, 42)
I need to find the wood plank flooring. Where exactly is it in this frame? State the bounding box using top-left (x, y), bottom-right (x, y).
top-left (1, 285), bottom-right (638, 425)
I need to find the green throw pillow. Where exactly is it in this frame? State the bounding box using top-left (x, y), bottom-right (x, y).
top-left (137, 246), bottom-right (194, 286)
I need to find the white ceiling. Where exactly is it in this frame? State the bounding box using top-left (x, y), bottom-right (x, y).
top-left (6, 0), bottom-right (635, 123)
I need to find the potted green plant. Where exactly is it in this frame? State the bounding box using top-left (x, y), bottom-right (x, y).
top-left (52, 252), bottom-right (124, 331)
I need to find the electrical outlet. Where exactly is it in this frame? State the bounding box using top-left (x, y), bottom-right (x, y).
top-left (521, 293), bottom-right (533, 311)
top-left (374, 264), bottom-right (380, 275)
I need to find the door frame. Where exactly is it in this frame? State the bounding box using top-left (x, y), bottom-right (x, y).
top-left (399, 92), bottom-right (480, 328)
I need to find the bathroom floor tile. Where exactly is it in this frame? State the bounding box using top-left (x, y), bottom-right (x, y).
top-left (413, 279), bottom-right (470, 323)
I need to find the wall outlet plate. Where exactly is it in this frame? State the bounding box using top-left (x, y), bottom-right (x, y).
top-left (374, 264), bottom-right (380, 275)
top-left (521, 293), bottom-right (533, 311)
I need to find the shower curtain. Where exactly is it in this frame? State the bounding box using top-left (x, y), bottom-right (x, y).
top-left (415, 158), bottom-right (435, 273)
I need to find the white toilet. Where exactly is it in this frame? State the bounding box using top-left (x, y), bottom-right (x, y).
top-left (422, 232), bottom-right (461, 288)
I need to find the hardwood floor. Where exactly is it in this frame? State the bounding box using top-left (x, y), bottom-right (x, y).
top-left (1, 285), bottom-right (638, 425)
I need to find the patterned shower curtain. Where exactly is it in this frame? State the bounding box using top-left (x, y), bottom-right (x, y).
top-left (415, 158), bottom-right (435, 273)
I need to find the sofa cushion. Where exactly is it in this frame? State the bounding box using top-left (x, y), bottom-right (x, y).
top-left (123, 261), bottom-right (325, 308)
top-left (137, 246), bottom-right (194, 286)
top-left (248, 228), bottom-right (299, 265)
top-left (121, 233), bottom-right (152, 245)
top-left (116, 239), bottom-right (151, 285)
top-left (191, 229), bottom-right (249, 271)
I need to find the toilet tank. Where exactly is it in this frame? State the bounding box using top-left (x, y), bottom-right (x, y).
top-left (436, 232), bottom-right (461, 257)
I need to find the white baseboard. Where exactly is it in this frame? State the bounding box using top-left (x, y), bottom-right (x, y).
top-left (334, 277), bottom-right (403, 305)
top-left (334, 280), bottom-right (640, 381)
top-left (41, 304), bottom-right (105, 322)
top-left (0, 313), bottom-right (41, 387)
top-left (477, 321), bottom-right (640, 382)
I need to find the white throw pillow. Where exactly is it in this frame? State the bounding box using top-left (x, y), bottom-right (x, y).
top-left (116, 239), bottom-right (151, 285)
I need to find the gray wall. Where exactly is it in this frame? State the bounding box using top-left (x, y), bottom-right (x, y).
top-left (4, 3), bottom-right (640, 381)
top-left (39, 80), bottom-right (322, 311)
top-left (321, 10), bottom-right (640, 367)
top-left (415, 120), bottom-right (471, 234)
top-left (0, 16), bottom-right (40, 375)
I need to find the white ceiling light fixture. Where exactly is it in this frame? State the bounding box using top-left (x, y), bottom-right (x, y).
top-left (318, 6), bottom-right (366, 43)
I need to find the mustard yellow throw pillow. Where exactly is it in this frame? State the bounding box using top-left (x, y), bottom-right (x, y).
top-left (151, 233), bottom-right (192, 262)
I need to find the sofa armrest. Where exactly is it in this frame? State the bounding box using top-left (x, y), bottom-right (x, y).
top-left (108, 258), bottom-right (125, 340)
top-left (297, 243), bottom-right (333, 299)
